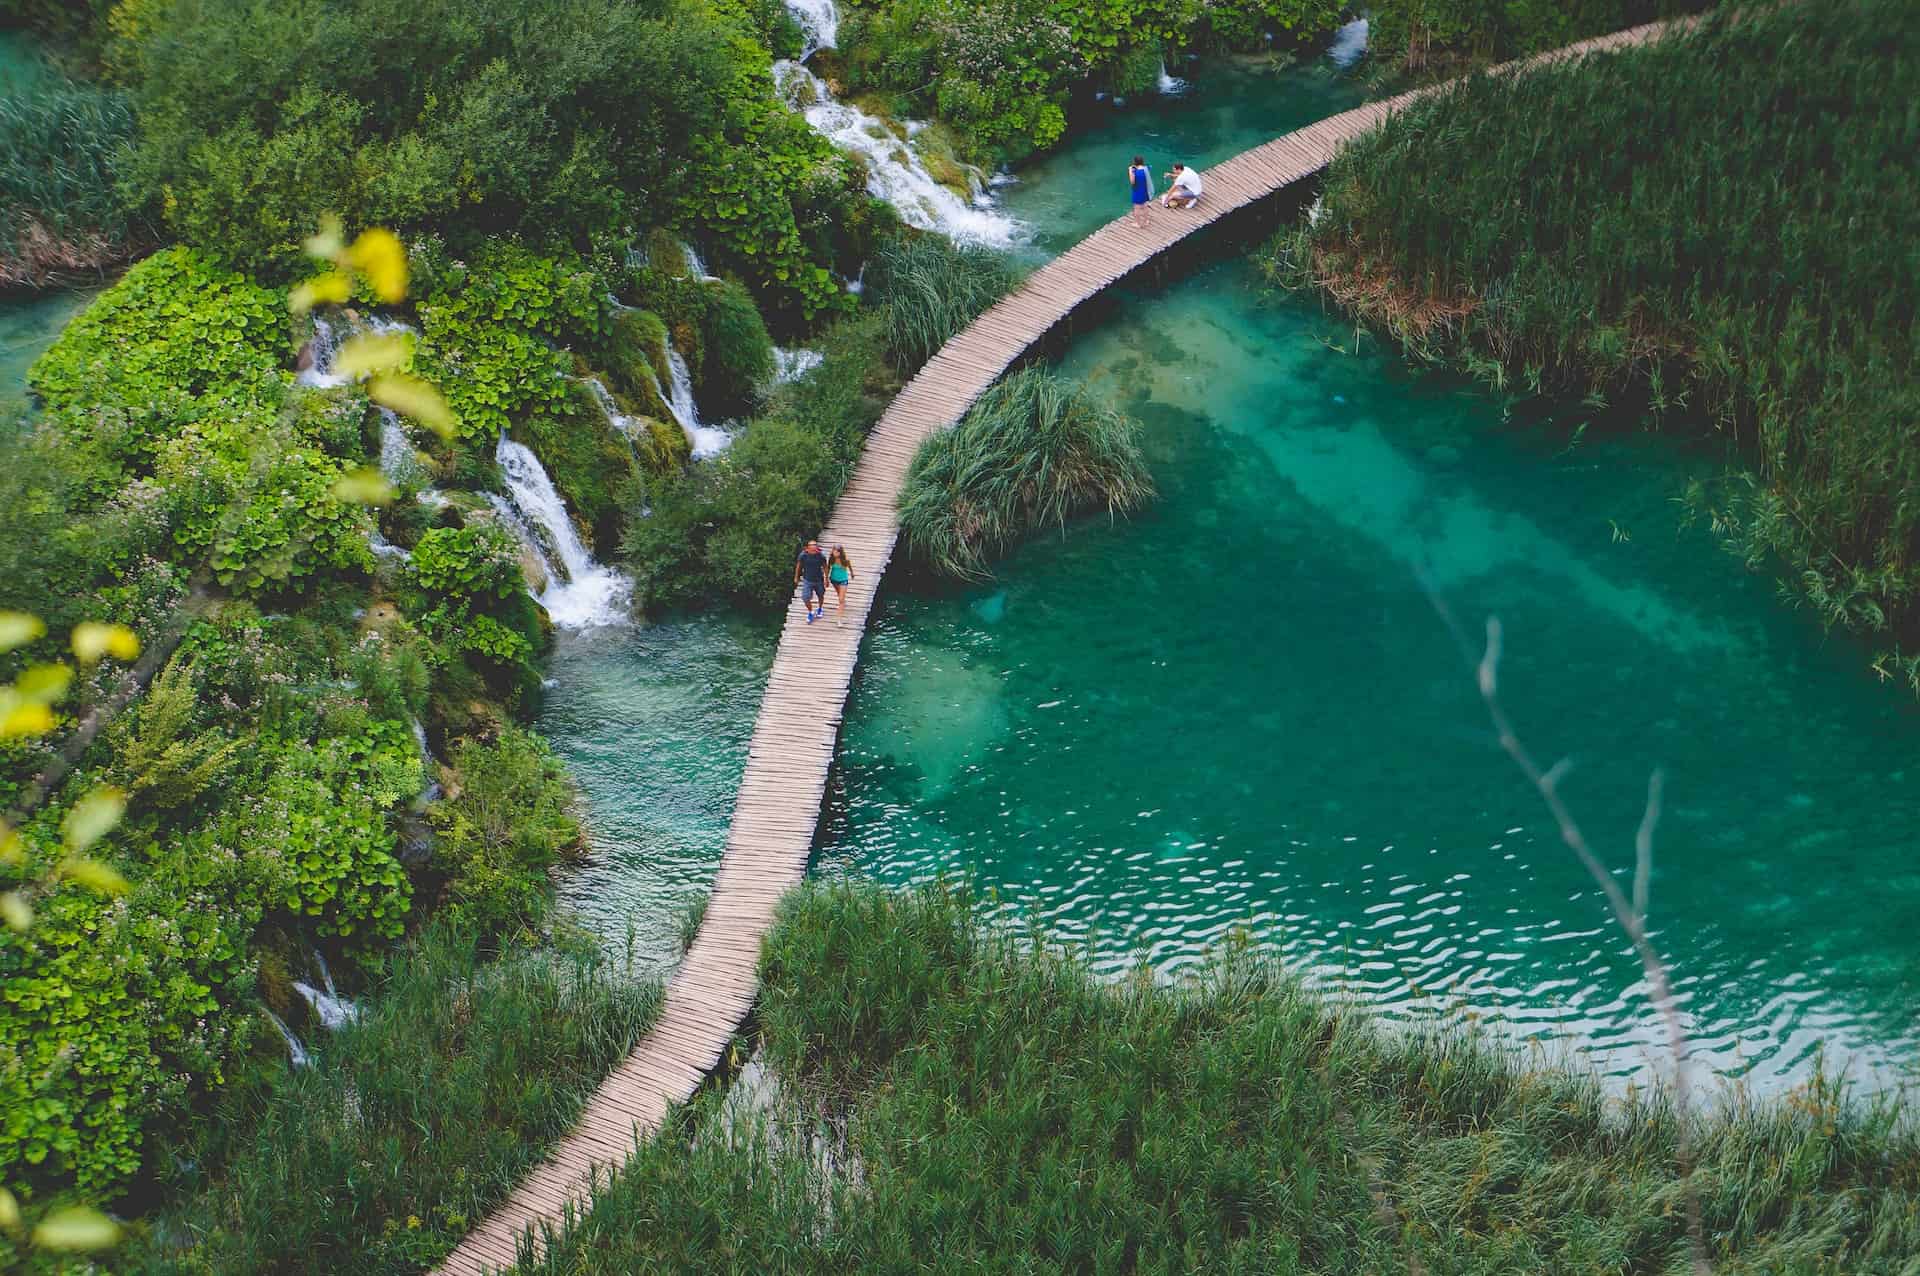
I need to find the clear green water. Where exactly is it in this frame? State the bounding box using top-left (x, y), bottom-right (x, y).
top-left (553, 45), bottom-right (1920, 1092)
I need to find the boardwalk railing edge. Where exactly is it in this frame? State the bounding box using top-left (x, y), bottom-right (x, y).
top-left (432, 18), bottom-right (1683, 1273)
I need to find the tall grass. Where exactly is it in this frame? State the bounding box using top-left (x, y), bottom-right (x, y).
top-left (520, 880), bottom-right (1920, 1273)
top-left (103, 925), bottom-right (659, 1276)
top-left (0, 70), bottom-right (142, 286)
top-left (899, 367), bottom-right (1155, 579)
top-left (869, 232), bottom-right (1017, 369)
top-left (1263, 1), bottom-right (1920, 689)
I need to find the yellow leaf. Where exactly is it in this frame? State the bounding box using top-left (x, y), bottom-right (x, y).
top-left (370, 373), bottom-right (455, 440)
top-left (290, 271), bottom-right (353, 315)
top-left (332, 468), bottom-right (396, 506)
top-left (16, 663), bottom-right (73, 704)
top-left (0, 825), bottom-right (19, 865)
top-left (0, 702), bottom-right (55, 740)
top-left (346, 228), bottom-right (408, 303)
top-left (60, 856), bottom-right (131, 898)
top-left (0, 611), bottom-right (44, 654)
top-left (31, 1206), bottom-right (121, 1252)
top-left (333, 332), bottom-right (412, 380)
top-left (0, 892), bottom-right (31, 932)
top-left (0, 1186), bottom-right (18, 1231)
top-left (72, 622), bottom-right (140, 665)
top-left (61, 788), bottom-right (126, 855)
top-left (303, 213), bottom-right (345, 263)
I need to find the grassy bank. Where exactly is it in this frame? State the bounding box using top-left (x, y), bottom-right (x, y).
top-left (0, 924), bottom-right (659, 1275)
top-left (1263, 1), bottom-right (1920, 688)
top-left (1366, 0), bottom-right (1714, 75)
top-left (515, 880), bottom-right (1920, 1272)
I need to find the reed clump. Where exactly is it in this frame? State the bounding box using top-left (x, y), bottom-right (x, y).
top-left (870, 232), bottom-right (1018, 369)
top-left (0, 70), bottom-right (143, 287)
top-left (103, 925), bottom-right (659, 1276)
top-left (899, 366), bottom-right (1155, 579)
top-left (1264, 1), bottom-right (1920, 689)
top-left (521, 879), bottom-right (1920, 1273)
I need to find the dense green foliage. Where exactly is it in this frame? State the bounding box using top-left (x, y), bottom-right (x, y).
top-left (0, 57), bottom-right (142, 286)
top-left (900, 367), bottom-right (1154, 578)
top-left (1368, 0), bottom-right (1711, 73)
top-left (426, 727), bottom-right (585, 940)
top-left (622, 311), bottom-right (894, 611)
top-left (527, 879), bottom-right (1920, 1273)
top-left (831, 0), bottom-right (1345, 160)
top-left (113, 0), bottom-right (870, 315)
top-left (1265, 2), bottom-right (1920, 687)
top-left (57, 925), bottom-right (657, 1276)
top-left (870, 232), bottom-right (1017, 367)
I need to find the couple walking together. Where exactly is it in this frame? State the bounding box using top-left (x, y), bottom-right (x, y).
top-left (794, 538), bottom-right (854, 625)
top-left (1128, 157), bottom-right (1203, 227)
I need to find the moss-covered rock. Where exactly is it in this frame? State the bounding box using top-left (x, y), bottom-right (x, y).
top-left (608, 307), bottom-right (673, 411)
top-left (695, 279), bottom-right (774, 417)
top-left (511, 379), bottom-right (639, 548)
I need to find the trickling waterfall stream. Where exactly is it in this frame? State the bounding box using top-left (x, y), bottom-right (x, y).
top-left (492, 437), bottom-right (632, 628)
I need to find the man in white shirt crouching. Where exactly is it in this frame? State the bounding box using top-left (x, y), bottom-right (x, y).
top-left (1162, 162), bottom-right (1204, 209)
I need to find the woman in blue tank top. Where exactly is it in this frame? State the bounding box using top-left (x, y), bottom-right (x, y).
top-left (1128, 155), bottom-right (1152, 228)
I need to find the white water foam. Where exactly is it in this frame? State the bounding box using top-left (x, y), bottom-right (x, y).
top-left (773, 347), bottom-right (825, 384)
top-left (1327, 17), bottom-right (1369, 68)
top-left (1156, 59), bottom-right (1189, 96)
top-left (773, 61), bottom-right (1019, 246)
top-left (293, 949), bottom-right (361, 1031)
top-left (493, 436), bottom-right (632, 628)
top-left (786, 0), bottom-right (838, 57)
top-left (663, 351), bottom-right (735, 458)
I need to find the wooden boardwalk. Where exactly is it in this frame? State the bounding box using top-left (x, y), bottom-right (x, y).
top-left (433, 19), bottom-right (1678, 1274)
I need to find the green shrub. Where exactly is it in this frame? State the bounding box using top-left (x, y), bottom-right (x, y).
top-left (870, 232), bottom-right (1016, 369)
top-left (102, 923), bottom-right (659, 1276)
top-left (207, 444), bottom-right (375, 594)
top-left (899, 366), bottom-right (1154, 579)
top-left (426, 726), bottom-right (582, 938)
top-left (1266, 1), bottom-right (1920, 684)
top-left (408, 525), bottom-right (525, 604)
top-left (694, 278), bottom-right (775, 416)
top-left (27, 247), bottom-right (287, 423)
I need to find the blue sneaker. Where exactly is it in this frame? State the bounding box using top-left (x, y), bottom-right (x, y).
top-left (806, 609), bottom-right (816, 623)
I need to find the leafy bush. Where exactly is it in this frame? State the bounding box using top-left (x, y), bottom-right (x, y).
top-left (427, 727), bottom-right (582, 938)
top-left (694, 278), bottom-right (775, 416)
top-left (27, 247), bottom-right (286, 424)
top-left (525, 879), bottom-right (1920, 1274)
top-left (870, 232), bottom-right (1017, 368)
top-left (207, 444), bottom-right (375, 594)
top-left (1266, 2), bottom-right (1920, 684)
top-left (900, 367), bottom-right (1154, 578)
top-left (408, 525), bottom-right (525, 604)
top-left (103, 924), bottom-right (659, 1276)
top-left (0, 63), bottom-right (144, 287)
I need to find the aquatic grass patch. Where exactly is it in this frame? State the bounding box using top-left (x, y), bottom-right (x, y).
top-left (517, 879), bottom-right (1920, 1273)
top-left (869, 233), bottom-right (1017, 369)
top-left (1265, 0), bottom-right (1920, 689)
top-left (106, 923), bottom-right (658, 1276)
top-left (899, 366), bottom-right (1154, 579)
top-left (0, 67), bottom-right (143, 287)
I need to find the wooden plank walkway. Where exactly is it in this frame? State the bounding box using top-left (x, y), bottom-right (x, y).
top-left (432, 18), bottom-right (1679, 1273)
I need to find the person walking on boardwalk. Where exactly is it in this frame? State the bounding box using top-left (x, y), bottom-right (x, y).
top-left (795, 538), bottom-right (829, 624)
top-left (1162, 161), bottom-right (1204, 209)
top-left (1127, 155), bottom-right (1153, 227)
top-left (826, 545), bottom-right (855, 624)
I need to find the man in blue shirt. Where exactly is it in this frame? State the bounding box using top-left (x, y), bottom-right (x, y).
top-left (794, 539), bottom-right (828, 623)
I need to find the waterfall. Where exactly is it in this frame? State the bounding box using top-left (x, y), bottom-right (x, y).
top-left (1327, 17), bottom-right (1369, 68)
top-left (408, 716), bottom-right (443, 809)
top-left (298, 317), bottom-right (348, 388)
top-left (582, 376), bottom-right (642, 444)
top-left (493, 436), bottom-right (632, 628)
top-left (773, 347), bottom-right (824, 384)
top-left (661, 352), bottom-right (734, 459)
top-left (772, 60), bottom-right (1019, 246)
top-left (264, 1008), bottom-right (312, 1068)
top-left (1156, 59), bottom-right (1189, 96)
top-left (681, 244), bottom-right (721, 283)
top-left (294, 949), bottom-right (361, 1031)
top-left (367, 527), bottom-right (409, 561)
top-left (785, 0), bottom-right (838, 58)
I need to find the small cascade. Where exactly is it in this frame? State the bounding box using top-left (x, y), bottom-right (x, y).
top-left (493, 436), bottom-right (632, 628)
top-left (367, 527), bottom-right (409, 561)
top-left (662, 351), bottom-right (734, 459)
top-left (681, 244), bottom-right (721, 283)
top-left (408, 717), bottom-right (443, 809)
top-left (785, 0), bottom-right (838, 58)
top-left (298, 316), bottom-right (349, 388)
top-left (581, 376), bottom-right (641, 443)
top-left (1327, 17), bottom-right (1369, 68)
top-left (772, 60), bottom-right (1019, 246)
top-left (264, 1008), bottom-right (312, 1068)
top-left (772, 347), bottom-right (824, 384)
top-left (294, 950), bottom-right (361, 1031)
top-left (1156, 59), bottom-right (1190, 96)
